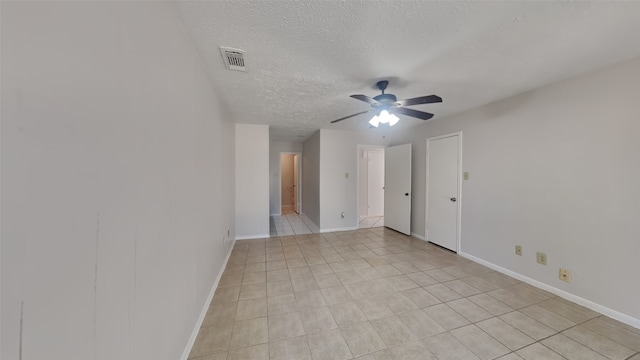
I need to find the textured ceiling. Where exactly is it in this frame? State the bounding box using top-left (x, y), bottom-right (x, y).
top-left (172, 1), bottom-right (640, 141)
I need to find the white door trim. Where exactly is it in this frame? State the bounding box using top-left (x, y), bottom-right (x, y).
top-left (279, 152), bottom-right (302, 215)
top-left (425, 131), bottom-right (463, 252)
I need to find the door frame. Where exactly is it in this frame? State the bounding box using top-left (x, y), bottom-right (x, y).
top-left (425, 131), bottom-right (463, 252)
top-left (356, 145), bottom-right (386, 225)
top-left (279, 152), bottom-right (302, 215)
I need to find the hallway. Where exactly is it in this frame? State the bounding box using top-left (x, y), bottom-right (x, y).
top-left (270, 209), bottom-right (319, 237)
top-left (270, 210), bottom-right (385, 237)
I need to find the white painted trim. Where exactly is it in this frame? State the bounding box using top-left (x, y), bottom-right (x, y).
top-left (270, 213), bottom-right (281, 216)
top-left (459, 251), bottom-right (640, 329)
top-left (320, 226), bottom-right (359, 233)
top-left (411, 232), bottom-right (426, 241)
top-left (425, 131), bottom-right (463, 253)
top-left (180, 238), bottom-right (236, 360)
top-left (235, 234), bottom-right (270, 240)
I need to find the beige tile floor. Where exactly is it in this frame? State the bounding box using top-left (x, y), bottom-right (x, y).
top-left (189, 227), bottom-right (640, 360)
top-left (270, 210), bottom-right (318, 237)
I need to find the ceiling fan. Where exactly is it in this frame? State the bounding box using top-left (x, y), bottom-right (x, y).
top-left (331, 80), bottom-right (442, 127)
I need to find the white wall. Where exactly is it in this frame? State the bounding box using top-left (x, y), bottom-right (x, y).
top-left (319, 129), bottom-right (389, 231)
top-left (1, 2), bottom-right (236, 360)
top-left (235, 124), bottom-right (270, 239)
top-left (269, 141), bottom-right (302, 215)
top-left (389, 58), bottom-right (640, 325)
top-left (302, 131), bottom-right (321, 226)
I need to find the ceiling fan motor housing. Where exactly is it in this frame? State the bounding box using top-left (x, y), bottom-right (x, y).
top-left (373, 93), bottom-right (397, 103)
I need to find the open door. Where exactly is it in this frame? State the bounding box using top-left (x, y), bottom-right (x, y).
top-left (384, 144), bottom-right (412, 235)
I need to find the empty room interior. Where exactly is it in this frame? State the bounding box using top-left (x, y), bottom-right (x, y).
top-left (2, 1), bottom-right (640, 360)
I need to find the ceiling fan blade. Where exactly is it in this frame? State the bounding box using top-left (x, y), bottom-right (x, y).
top-left (394, 95), bottom-right (442, 107)
top-left (350, 94), bottom-right (381, 106)
top-left (330, 110), bottom-right (372, 123)
top-left (393, 107), bottom-right (434, 120)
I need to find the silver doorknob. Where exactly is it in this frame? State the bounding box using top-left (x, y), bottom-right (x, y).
top-left (450, 197), bottom-right (456, 202)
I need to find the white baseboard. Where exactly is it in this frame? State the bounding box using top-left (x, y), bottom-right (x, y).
top-left (320, 226), bottom-right (359, 233)
top-left (459, 251), bottom-right (640, 329)
top-left (411, 232), bottom-right (426, 241)
top-left (235, 234), bottom-right (270, 240)
top-left (180, 238), bottom-right (236, 360)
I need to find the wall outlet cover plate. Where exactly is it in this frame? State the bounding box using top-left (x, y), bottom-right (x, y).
top-left (536, 252), bottom-right (547, 265)
top-left (515, 245), bottom-right (523, 256)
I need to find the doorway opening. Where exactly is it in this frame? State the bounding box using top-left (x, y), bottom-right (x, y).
top-left (280, 152), bottom-right (301, 215)
top-left (358, 146), bottom-right (385, 228)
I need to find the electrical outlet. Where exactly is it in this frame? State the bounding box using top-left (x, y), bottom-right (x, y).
top-left (515, 245), bottom-right (523, 256)
top-left (559, 268), bottom-right (572, 283)
top-left (537, 252), bottom-right (547, 265)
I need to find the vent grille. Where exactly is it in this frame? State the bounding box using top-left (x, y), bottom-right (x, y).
top-left (220, 47), bottom-right (246, 72)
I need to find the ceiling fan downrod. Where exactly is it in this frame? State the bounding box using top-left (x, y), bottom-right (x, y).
top-left (376, 80), bottom-right (389, 94)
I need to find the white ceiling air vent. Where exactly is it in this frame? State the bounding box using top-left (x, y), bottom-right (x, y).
top-left (220, 47), bottom-right (246, 72)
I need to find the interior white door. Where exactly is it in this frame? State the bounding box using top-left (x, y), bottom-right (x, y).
top-left (427, 134), bottom-right (460, 252)
top-left (367, 150), bottom-right (385, 217)
top-left (384, 144), bottom-right (412, 235)
top-left (293, 154), bottom-right (299, 213)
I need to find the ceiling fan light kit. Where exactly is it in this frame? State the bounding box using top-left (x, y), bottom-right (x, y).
top-left (369, 110), bottom-right (399, 127)
top-left (331, 80), bottom-right (442, 126)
